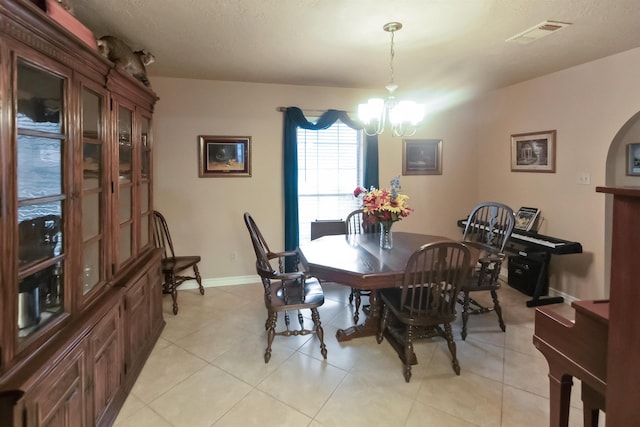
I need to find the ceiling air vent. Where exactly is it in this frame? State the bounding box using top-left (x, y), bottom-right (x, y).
top-left (506, 20), bottom-right (572, 44)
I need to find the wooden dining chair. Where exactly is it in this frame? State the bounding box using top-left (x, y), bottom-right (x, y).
top-left (243, 212), bottom-right (327, 363)
top-left (345, 209), bottom-right (378, 323)
top-left (459, 201), bottom-right (515, 339)
top-left (377, 241), bottom-right (471, 382)
top-left (345, 208), bottom-right (380, 235)
top-left (152, 210), bottom-right (204, 315)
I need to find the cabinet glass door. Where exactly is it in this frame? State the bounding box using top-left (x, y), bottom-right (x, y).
top-left (16, 61), bottom-right (67, 340)
top-left (81, 87), bottom-right (106, 295)
top-left (117, 105), bottom-right (134, 265)
top-left (139, 115), bottom-right (152, 249)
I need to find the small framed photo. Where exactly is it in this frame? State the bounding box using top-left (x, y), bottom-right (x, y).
top-left (626, 143), bottom-right (640, 176)
top-left (514, 207), bottom-right (541, 232)
top-left (511, 130), bottom-right (556, 173)
top-left (198, 135), bottom-right (251, 177)
top-left (402, 139), bottom-right (442, 175)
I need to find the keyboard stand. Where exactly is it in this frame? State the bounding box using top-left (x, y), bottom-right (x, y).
top-left (457, 218), bottom-right (581, 308)
top-left (524, 252), bottom-right (564, 307)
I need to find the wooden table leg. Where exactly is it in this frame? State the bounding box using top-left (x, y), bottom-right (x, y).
top-left (581, 382), bottom-right (604, 427)
top-left (336, 289), bottom-right (380, 341)
top-left (336, 289), bottom-right (418, 365)
top-left (548, 370), bottom-right (573, 427)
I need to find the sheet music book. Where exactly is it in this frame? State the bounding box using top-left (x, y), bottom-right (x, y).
top-left (514, 207), bottom-right (541, 232)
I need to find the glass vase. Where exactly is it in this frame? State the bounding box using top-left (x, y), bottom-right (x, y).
top-left (379, 221), bottom-right (393, 249)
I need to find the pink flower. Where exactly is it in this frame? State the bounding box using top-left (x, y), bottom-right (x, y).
top-left (353, 186), bottom-right (366, 197)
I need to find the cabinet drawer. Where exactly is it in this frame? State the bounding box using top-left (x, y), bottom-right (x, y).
top-left (28, 346), bottom-right (86, 426)
top-left (91, 309), bottom-right (120, 356)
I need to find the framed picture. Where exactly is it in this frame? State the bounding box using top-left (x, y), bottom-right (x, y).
top-left (511, 130), bottom-right (556, 173)
top-left (402, 139), bottom-right (442, 175)
top-left (626, 143), bottom-right (640, 176)
top-left (198, 135), bottom-right (251, 177)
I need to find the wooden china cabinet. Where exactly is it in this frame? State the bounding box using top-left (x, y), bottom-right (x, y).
top-left (0, 1), bottom-right (164, 426)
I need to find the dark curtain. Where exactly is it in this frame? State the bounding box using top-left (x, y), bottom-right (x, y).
top-left (283, 107), bottom-right (379, 257)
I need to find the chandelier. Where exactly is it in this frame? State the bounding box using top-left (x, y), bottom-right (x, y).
top-left (358, 22), bottom-right (425, 137)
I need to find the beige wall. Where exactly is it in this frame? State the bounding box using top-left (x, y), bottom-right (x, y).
top-left (153, 46), bottom-right (640, 299)
top-left (472, 47), bottom-right (640, 300)
top-left (152, 78), bottom-right (478, 284)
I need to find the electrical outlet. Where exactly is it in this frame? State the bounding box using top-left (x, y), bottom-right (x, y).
top-left (230, 252), bottom-right (238, 262)
top-left (577, 172), bottom-right (591, 185)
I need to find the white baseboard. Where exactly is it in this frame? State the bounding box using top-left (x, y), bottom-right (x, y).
top-left (177, 275), bottom-right (260, 290)
top-left (547, 287), bottom-right (578, 305)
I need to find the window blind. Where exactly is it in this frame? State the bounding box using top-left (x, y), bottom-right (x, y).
top-left (297, 121), bottom-right (363, 243)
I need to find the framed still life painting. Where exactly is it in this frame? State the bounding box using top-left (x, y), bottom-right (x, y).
top-left (402, 139), bottom-right (442, 175)
top-left (198, 135), bottom-right (251, 177)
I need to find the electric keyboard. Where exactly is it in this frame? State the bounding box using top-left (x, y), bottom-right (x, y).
top-left (457, 218), bottom-right (583, 307)
top-left (457, 219), bottom-right (582, 255)
top-left (512, 233), bottom-right (565, 248)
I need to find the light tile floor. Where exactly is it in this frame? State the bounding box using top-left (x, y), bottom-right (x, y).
top-left (114, 281), bottom-right (602, 427)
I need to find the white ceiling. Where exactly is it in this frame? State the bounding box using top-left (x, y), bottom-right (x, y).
top-left (73, 0), bottom-right (640, 100)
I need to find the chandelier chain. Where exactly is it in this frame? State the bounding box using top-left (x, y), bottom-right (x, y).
top-left (389, 29), bottom-right (395, 86)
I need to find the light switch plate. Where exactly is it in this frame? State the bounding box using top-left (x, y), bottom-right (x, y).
top-left (577, 172), bottom-right (591, 185)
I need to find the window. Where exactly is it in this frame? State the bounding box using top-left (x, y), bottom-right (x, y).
top-left (297, 120), bottom-right (363, 243)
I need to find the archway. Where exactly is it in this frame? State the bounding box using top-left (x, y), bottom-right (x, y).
top-left (603, 110), bottom-right (640, 295)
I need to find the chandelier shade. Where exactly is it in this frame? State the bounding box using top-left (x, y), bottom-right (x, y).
top-left (358, 22), bottom-right (425, 137)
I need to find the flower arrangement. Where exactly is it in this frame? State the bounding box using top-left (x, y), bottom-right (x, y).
top-left (353, 175), bottom-right (413, 225)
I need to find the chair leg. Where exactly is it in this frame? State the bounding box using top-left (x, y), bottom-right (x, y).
top-left (491, 289), bottom-right (506, 332)
top-left (311, 308), bottom-right (327, 359)
top-left (171, 286), bottom-right (179, 315)
top-left (297, 310), bottom-right (304, 329)
top-left (265, 311), bottom-right (277, 363)
top-left (444, 322), bottom-right (461, 375)
top-left (349, 288), bottom-right (355, 304)
top-left (165, 272), bottom-right (179, 315)
top-left (284, 311), bottom-right (291, 330)
top-left (377, 305), bottom-right (389, 344)
top-left (193, 264), bottom-right (204, 295)
top-left (461, 291), bottom-right (470, 340)
top-left (403, 325), bottom-right (415, 382)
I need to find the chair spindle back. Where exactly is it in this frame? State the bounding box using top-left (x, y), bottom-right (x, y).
top-left (462, 202), bottom-right (515, 253)
top-left (345, 208), bottom-right (379, 235)
top-left (400, 241), bottom-right (471, 319)
top-left (152, 210), bottom-right (176, 260)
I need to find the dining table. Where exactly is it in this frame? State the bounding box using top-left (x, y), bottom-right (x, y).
top-left (298, 231), bottom-right (465, 342)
